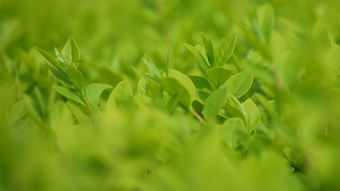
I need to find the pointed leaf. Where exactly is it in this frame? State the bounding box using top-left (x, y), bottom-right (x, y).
top-left (54, 86), bottom-right (85, 106)
top-left (85, 83), bottom-right (112, 109)
top-left (142, 56), bottom-right (161, 78)
top-left (225, 70), bottom-right (253, 98)
top-left (225, 93), bottom-right (244, 119)
top-left (202, 85), bottom-right (228, 119)
top-left (62, 38), bottom-right (81, 63)
top-left (107, 80), bottom-right (134, 106)
top-left (206, 66), bottom-right (233, 88)
top-left (217, 34), bottom-right (236, 65)
top-left (242, 98), bottom-right (261, 133)
top-left (202, 33), bottom-right (215, 66)
top-left (36, 47), bottom-right (64, 72)
top-left (185, 43), bottom-right (210, 69)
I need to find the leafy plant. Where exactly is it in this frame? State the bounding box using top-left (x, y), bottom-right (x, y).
top-left (1, 0), bottom-right (340, 190)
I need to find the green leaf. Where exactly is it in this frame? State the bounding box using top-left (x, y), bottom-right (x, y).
top-left (64, 65), bottom-right (84, 91)
top-left (161, 69), bottom-right (196, 107)
top-left (225, 93), bottom-right (244, 119)
top-left (184, 43), bottom-right (210, 69)
top-left (254, 93), bottom-right (278, 119)
top-left (206, 66), bottom-right (233, 88)
top-left (142, 56), bottom-right (161, 78)
top-left (225, 70), bottom-right (253, 98)
top-left (54, 85), bottom-right (85, 106)
top-left (257, 4), bottom-right (274, 42)
top-left (283, 147), bottom-right (304, 170)
top-left (202, 33), bottom-right (215, 66)
top-left (242, 98), bottom-right (261, 133)
top-left (217, 34), bottom-right (236, 66)
top-left (189, 75), bottom-right (212, 90)
top-left (220, 118), bottom-right (247, 149)
top-left (36, 47), bottom-right (64, 72)
top-left (85, 83), bottom-right (112, 110)
top-left (202, 85), bottom-right (228, 119)
top-left (62, 38), bottom-right (81, 63)
top-left (49, 66), bottom-right (74, 88)
top-left (8, 99), bottom-right (26, 124)
top-left (55, 48), bottom-right (68, 66)
top-left (107, 80), bottom-right (133, 106)
top-left (166, 92), bottom-right (180, 113)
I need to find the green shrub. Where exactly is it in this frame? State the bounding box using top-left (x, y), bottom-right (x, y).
top-left (1, 0), bottom-right (340, 190)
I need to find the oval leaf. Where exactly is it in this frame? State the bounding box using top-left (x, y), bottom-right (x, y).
top-left (161, 69), bottom-right (196, 107)
top-left (107, 80), bottom-right (133, 107)
top-left (225, 70), bottom-right (253, 98)
top-left (220, 118), bottom-right (247, 149)
top-left (242, 98), bottom-right (261, 133)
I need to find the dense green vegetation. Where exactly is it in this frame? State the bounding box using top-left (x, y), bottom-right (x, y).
top-left (1, 0), bottom-right (340, 190)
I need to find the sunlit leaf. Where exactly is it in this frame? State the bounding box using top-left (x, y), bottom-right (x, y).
top-left (54, 85), bottom-right (85, 106)
top-left (242, 98), bottom-right (261, 133)
top-left (202, 85), bottom-right (228, 119)
top-left (206, 66), bottom-right (233, 88)
top-left (225, 70), bottom-right (253, 98)
top-left (85, 83), bottom-right (112, 110)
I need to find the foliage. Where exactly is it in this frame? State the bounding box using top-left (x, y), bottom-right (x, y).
top-left (1, 0), bottom-right (340, 190)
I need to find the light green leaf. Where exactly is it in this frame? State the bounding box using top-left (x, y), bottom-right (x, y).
top-left (55, 48), bottom-right (68, 66)
top-left (65, 65), bottom-right (84, 90)
top-left (283, 147), bottom-right (304, 170)
top-left (54, 85), bottom-right (85, 106)
top-left (202, 85), bottom-right (228, 119)
top-left (36, 47), bottom-right (64, 72)
top-left (225, 93), bottom-right (244, 119)
top-left (85, 83), bottom-right (112, 110)
top-left (142, 56), bottom-right (161, 78)
top-left (62, 38), bottom-right (81, 63)
top-left (254, 93), bottom-right (278, 119)
top-left (202, 33), bottom-right (215, 66)
top-left (107, 80), bottom-right (133, 107)
top-left (206, 66), bottom-right (233, 88)
top-left (217, 34), bottom-right (236, 66)
top-left (242, 98), bottom-right (261, 133)
top-left (185, 43), bottom-right (210, 69)
top-left (161, 69), bottom-right (196, 107)
top-left (257, 4), bottom-right (274, 42)
top-left (225, 70), bottom-right (253, 98)
top-left (220, 118), bottom-right (247, 149)
top-left (8, 99), bottom-right (26, 124)
top-left (166, 92), bottom-right (180, 113)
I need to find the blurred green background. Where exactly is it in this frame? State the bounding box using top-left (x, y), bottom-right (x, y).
top-left (1, 0), bottom-right (340, 190)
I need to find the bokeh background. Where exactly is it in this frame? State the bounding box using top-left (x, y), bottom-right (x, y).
top-left (1, 0), bottom-right (340, 190)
